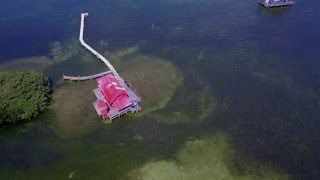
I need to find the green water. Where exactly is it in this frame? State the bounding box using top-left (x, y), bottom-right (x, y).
top-left (1, 0), bottom-right (320, 179)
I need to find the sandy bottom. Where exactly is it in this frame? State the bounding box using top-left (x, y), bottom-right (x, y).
top-left (0, 56), bottom-right (52, 72)
top-left (120, 55), bottom-right (183, 116)
top-left (151, 78), bottom-right (217, 123)
top-left (48, 44), bottom-right (183, 136)
top-left (50, 81), bottom-right (100, 137)
top-left (128, 132), bottom-right (289, 180)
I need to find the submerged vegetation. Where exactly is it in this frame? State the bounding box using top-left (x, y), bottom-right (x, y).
top-left (104, 45), bottom-right (184, 116)
top-left (0, 56), bottom-right (51, 72)
top-left (0, 0), bottom-right (319, 178)
top-left (49, 40), bottom-right (80, 62)
top-left (44, 42), bottom-right (183, 137)
top-left (151, 77), bottom-right (217, 123)
top-left (119, 55), bottom-right (183, 116)
top-left (0, 70), bottom-right (51, 124)
top-left (128, 133), bottom-right (289, 180)
top-left (0, 40), bottom-right (82, 74)
top-left (50, 81), bottom-right (99, 137)
top-left (0, 39), bottom-right (299, 179)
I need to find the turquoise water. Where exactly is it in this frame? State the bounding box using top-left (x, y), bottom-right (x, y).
top-left (1, 0), bottom-right (320, 179)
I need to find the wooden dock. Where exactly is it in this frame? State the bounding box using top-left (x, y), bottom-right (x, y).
top-left (79, 13), bottom-right (119, 78)
top-left (78, 12), bottom-right (141, 109)
top-left (63, 12), bottom-right (141, 121)
top-left (63, 71), bottom-right (112, 81)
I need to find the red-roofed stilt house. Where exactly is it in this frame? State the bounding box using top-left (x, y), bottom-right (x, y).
top-left (93, 72), bottom-right (141, 122)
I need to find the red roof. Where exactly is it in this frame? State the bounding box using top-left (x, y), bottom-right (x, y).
top-left (112, 95), bottom-right (133, 110)
top-left (101, 109), bottom-right (109, 118)
top-left (96, 100), bottom-right (108, 110)
top-left (96, 74), bottom-right (132, 110)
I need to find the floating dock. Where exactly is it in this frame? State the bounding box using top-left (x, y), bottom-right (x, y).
top-left (64, 13), bottom-right (141, 122)
top-left (259, 0), bottom-right (296, 8)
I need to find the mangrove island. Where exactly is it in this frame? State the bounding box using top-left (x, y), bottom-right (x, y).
top-left (0, 70), bottom-right (51, 124)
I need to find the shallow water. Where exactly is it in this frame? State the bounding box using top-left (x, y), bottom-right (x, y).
top-left (1, 0), bottom-right (320, 179)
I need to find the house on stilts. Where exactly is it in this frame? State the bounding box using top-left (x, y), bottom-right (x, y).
top-left (93, 73), bottom-right (141, 123)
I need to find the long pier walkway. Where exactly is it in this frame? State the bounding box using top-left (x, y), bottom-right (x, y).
top-left (78, 13), bottom-right (141, 104)
top-left (79, 13), bottom-right (119, 78)
top-left (62, 13), bottom-right (121, 81)
top-left (64, 13), bottom-right (141, 105)
top-left (63, 12), bottom-right (141, 121)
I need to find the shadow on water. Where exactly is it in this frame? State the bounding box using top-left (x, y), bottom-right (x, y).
top-left (258, 5), bottom-right (294, 18)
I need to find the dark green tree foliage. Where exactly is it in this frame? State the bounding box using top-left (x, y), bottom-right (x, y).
top-left (0, 70), bottom-right (51, 124)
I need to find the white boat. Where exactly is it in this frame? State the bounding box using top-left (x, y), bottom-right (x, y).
top-left (259, 0), bottom-right (296, 8)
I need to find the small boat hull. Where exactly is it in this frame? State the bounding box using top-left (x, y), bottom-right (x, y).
top-left (259, 0), bottom-right (296, 8)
